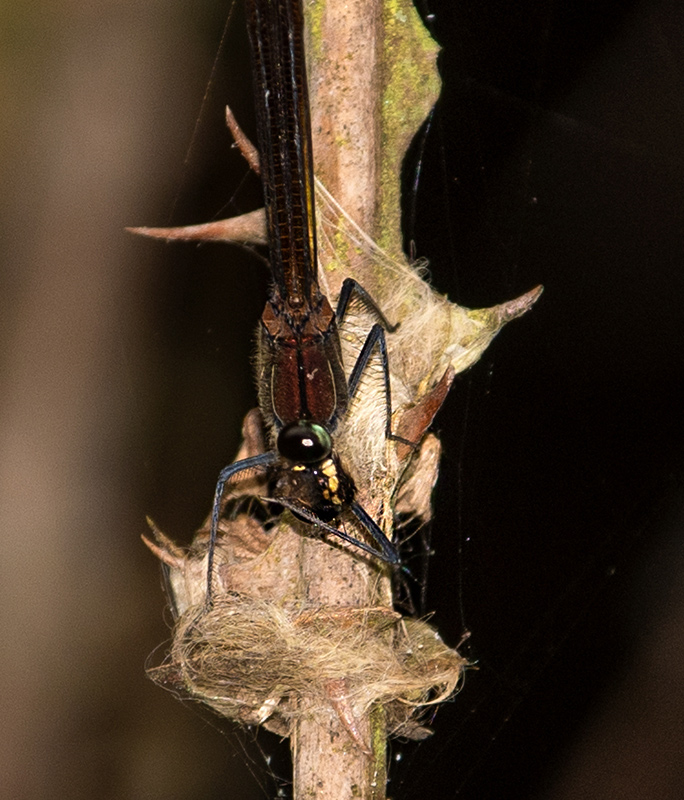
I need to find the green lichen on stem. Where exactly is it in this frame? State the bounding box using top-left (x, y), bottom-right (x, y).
top-left (377, 0), bottom-right (440, 256)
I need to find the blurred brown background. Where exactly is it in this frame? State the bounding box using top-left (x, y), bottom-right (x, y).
top-left (0, 2), bottom-right (265, 798)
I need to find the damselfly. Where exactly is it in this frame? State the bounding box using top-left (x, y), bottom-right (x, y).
top-left (206, 0), bottom-right (405, 599)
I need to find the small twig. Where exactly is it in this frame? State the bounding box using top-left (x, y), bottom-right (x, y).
top-left (225, 105), bottom-right (260, 174)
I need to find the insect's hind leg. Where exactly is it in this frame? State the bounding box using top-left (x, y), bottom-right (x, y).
top-left (346, 322), bottom-right (392, 438)
top-left (346, 322), bottom-right (415, 448)
top-left (337, 277), bottom-right (415, 446)
top-left (335, 277), bottom-right (399, 333)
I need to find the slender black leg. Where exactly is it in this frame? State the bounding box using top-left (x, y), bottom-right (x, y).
top-left (349, 500), bottom-right (401, 564)
top-left (206, 451), bottom-right (278, 606)
top-left (347, 323), bottom-right (393, 438)
top-left (339, 280), bottom-right (414, 447)
top-left (335, 277), bottom-right (398, 332)
top-left (268, 496), bottom-right (400, 565)
top-left (336, 281), bottom-right (415, 565)
top-left (347, 322), bottom-right (415, 451)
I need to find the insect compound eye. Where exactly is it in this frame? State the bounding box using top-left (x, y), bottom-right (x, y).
top-left (277, 421), bottom-right (333, 464)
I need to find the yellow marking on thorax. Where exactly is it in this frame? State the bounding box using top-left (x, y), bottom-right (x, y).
top-left (321, 459), bottom-right (336, 477)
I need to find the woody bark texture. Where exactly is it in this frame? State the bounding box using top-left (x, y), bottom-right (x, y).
top-left (295, 3), bottom-right (441, 797)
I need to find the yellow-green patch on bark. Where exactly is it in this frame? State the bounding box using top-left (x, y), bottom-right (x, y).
top-left (377, 0), bottom-right (440, 256)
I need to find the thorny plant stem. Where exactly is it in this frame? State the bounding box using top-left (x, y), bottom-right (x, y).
top-left (139, 1), bottom-right (539, 798)
top-left (291, 2), bottom-right (438, 798)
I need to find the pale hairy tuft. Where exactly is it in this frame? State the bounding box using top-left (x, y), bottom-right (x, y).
top-left (148, 593), bottom-right (467, 739)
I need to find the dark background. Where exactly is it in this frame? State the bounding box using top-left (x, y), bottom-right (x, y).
top-left (398, 0), bottom-right (684, 797)
top-left (2, 0), bottom-right (684, 798)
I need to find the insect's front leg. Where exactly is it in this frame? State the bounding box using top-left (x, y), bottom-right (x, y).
top-left (206, 451), bottom-right (278, 606)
